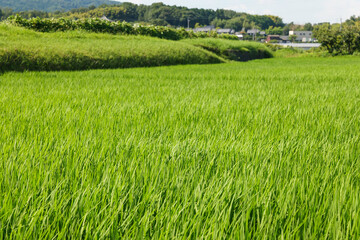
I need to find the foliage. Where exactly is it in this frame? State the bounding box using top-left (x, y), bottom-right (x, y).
top-left (265, 26), bottom-right (283, 35)
top-left (210, 14), bottom-right (284, 31)
top-left (289, 34), bottom-right (297, 42)
top-left (1, 57), bottom-right (360, 238)
top-left (313, 22), bottom-right (360, 54)
top-left (264, 43), bottom-right (284, 51)
top-left (0, 0), bottom-right (118, 12)
top-left (282, 22), bottom-right (314, 35)
top-left (303, 22), bottom-right (313, 31)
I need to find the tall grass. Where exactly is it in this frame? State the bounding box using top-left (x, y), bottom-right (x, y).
top-left (1, 57), bottom-right (360, 238)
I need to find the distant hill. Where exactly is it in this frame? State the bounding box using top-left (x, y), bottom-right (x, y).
top-left (0, 0), bottom-right (120, 12)
top-left (0, 2), bottom-right (286, 33)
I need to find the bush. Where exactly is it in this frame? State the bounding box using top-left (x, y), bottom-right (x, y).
top-left (313, 23), bottom-right (360, 54)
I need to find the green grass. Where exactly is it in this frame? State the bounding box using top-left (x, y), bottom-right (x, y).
top-left (1, 57), bottom-right (360, 239)
top-left (182, 38), bottom-right (273, 61)
top-left (0, 23), bottom-right (225, 72)
top-left (0, 24), bottom-right (275, 72)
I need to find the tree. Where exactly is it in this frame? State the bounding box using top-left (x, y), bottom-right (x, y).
top-left (313, 24), bottom-right (341, 53)
top-left (0, 0), bottom-right (118, 12)
top-left (266, 26), bottom-right (283, 35)
top-left (282, 22), bottom-right (293, 35)
top-left (303, 22), bottom-right (313, 31)
top-left (289, 34), bottom-right (297, 42)
top-left (223, 17), bottom-right (243, 31)
top-left (340, 23), bottom-right (360, 54)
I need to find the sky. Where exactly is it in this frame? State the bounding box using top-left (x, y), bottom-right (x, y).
top-left (119, 0), bottom-right (360, 24)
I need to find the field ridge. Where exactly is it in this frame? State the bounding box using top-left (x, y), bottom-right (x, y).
top-left (0, 23), bottom-right (273, 72)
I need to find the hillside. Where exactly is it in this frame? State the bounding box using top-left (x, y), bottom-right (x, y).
top-left (0, 23), bottom-right (275, 72)
top-left (0, 23), bottom-right (225, 72)
top-left (0, 0), bottom-right (120, 12)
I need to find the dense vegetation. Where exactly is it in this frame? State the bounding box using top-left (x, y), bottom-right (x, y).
top-left (1, 57), bottom-right (360, 238)
top-left (314, 21), bottom-right (360, 54)
top-left (8, 16), bottom-right (238, 41)
top-left (63, 2), bottom-right (285, 31)
top-left (0, 0), bottom-right (118, 12)
top-left (1, 2), bottom-right (285, 31)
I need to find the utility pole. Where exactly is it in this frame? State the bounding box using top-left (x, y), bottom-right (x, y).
top-left (340, 18), bottom-right (342, 31)
top-left (187, 18), bottom-right (190, 30)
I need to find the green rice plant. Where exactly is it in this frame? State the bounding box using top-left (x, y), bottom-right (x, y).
top-left (1, 56), bottom-right (360, 239)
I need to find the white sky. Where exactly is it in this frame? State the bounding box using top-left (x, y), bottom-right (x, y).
top-left (118, 0), bottom-right (360, 24)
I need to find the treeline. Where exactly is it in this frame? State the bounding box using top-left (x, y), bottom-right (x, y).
top-left (64, 2), bottom-right (285, 31)
top-left (1, 2), bottom-right (285, 31)
top-left (314, 19), bottom-right (360, 54)
top-left (0, 0), bottom-right (117, 12)
top-left (1, 2), bottom-right (325, 35)
top-left (8, 15), bottom-right (238, 41)
top-left (0, 8), bottom-right (50, 20)
top-left (67, 3), bottom-right (286, 31)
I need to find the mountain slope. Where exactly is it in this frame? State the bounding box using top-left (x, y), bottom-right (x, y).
top-left (0, 0), bottom-right (120, 12)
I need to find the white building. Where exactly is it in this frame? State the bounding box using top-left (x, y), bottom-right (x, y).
top-left (289, 31), bottom-right (314, 42)
top-left (247, 29), bottom-right (266, 36)
top-left (216, 29), bottom-right (235, 35)
top-left (193, 25), bottom-right (216, 33)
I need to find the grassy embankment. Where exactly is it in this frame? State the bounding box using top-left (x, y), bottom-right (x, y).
top-left (182, 38), bottom-right (273, 61)
top-left (0, 23), bottom-right (273, 72)
top-left (1, 57), bottom-right (360, 239)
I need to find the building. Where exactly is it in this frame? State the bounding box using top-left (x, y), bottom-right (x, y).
top-left (100, 16), bottom-right (113, 22)
top-left (247, 29), bottom-right (266, 36)
top-left (247, 29), bottom-right (259, 36)
top-left (289, 31), bottom-right (314, 42)
top-left (235, 32), bottom-right (244, 40)
top-left (216, 29), bottom-right (235, 35)
top-left (194, 25), bottom-right (216, 33)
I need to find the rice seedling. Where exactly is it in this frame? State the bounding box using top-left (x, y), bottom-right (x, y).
top-left (0, 57), bottom-right (360, 239)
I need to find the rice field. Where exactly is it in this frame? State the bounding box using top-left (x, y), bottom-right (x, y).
top-left (1, 57), bottom-right (360, 239)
